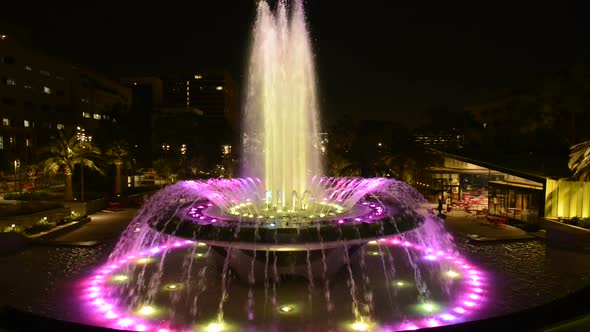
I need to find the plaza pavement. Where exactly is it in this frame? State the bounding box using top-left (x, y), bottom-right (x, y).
top-left (37, 208), bottom-right (138, 246)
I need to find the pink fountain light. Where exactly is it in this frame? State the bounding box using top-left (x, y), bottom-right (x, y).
top-left (80, 235), bottom-right (488, 332)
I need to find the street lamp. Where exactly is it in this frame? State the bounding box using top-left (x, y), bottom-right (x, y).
top-left (76, 127), bottom-right (92, 201)
top-left (13, 159), bottom-right (20, 193)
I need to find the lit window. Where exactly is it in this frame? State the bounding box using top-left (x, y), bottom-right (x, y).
top-left (56, 123), bottom-right (64, 130)
top-left (194, 74), bottom-right (202, 79)
top-left (9, 137), bottom-right (14, 144)
top-left (25, 138), bottom-right (30, 147)
top-left (0, 136), bottom-right (3, 150)
top-left (24, 84), bottom-right (32, 89)
top-left (0, 35), bottom-right (6, 40)
top-left (43, 86), bottom-right (52, 94)
top-left (24, 64), bottom-right (32, 71)
top-left (2, 118), bottom-right (9, 126)
top-left (93, 114), bottom-right (101, 120)
top-left (81, 97), bottom-right (89, 103)
top-left (24, 120), bottom-right (30, 127)
top-left (82, 112), bottom-right (91, 118)
top-left (40, 70), bottom-right (50, 76)
top-left (6, 78), bottom-right (16, 86)
top-left (216, 86), bottom-right (223, 91)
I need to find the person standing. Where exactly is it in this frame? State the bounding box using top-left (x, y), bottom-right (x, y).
top-left (437, 197), bottom-right (443, 215)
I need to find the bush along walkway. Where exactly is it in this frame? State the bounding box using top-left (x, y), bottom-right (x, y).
top-left (2, 212), bottom-right (88, 237)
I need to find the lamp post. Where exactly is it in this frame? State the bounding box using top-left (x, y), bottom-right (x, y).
top-left (76, 127), bottom-right (92, 201)
top-left (13, 159), bottom-right (20, 193)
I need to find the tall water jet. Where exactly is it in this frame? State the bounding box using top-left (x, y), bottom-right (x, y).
top-left (243, 0), bottom-right (322, 210)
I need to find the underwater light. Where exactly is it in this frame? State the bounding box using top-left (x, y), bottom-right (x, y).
top-left (419, 302), bottom-right (439, 313)
top-left (163, 283), bottom-right (183, 291)
top-left (137, 305), bottom-right (156, 316)
top-left (351, 321), bottom-right (369, 331)
top-left (278, 305), bottom-right (294, 313)
top-left (136, 257), bottom-right (153, 264)
top-left (206, 322), bottom-right (225, 332)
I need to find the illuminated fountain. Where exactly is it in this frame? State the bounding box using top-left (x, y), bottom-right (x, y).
top-left (75, 1), bottom-right (490, 331)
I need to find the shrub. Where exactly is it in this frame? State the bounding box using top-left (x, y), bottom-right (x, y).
top-left (579, 218), bottom-right (590, 229)
top-left (25, 218), bottom-right (57, 234)
top-left (60, 212), bottom-right (83, 225)
top-left (2, 225), bottom-right (25, 233)
top-left (564, 217), bottom-right (581, 226)
top-left (3, 190), bottom-right (51, 201)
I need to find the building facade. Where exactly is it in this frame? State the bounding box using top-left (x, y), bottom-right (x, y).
top-left (0, 27), bottom-right (131, 174)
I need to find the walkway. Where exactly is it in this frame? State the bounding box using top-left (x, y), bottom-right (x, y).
top-left (39, 208), bottom-right (137, 246)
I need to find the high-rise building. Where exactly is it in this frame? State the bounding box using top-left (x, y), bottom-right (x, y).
top-left (162, 70), bottom-right (237, 127)
top-left (412, 129), bottom-right (464, 149)
top-left (124, 71), bottom-right (238, 168)
top-left (0, 25), bottom-right (131, 171)
top-left (120, 77), bottom-right (163, 167)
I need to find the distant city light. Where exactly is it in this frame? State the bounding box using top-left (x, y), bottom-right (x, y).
top-left (216, 86), bottom-right (223, 91)
top-left (194, 74), bottom-right (203, 79)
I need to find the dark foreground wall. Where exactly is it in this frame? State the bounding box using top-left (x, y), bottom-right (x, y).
top-left (0, 284), bottom-right (589, 331)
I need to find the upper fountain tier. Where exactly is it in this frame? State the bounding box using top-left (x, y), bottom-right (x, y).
top-left (183, 177), bottom-right (392, 218)
top-left (242, 0), bottom-right (322, 209)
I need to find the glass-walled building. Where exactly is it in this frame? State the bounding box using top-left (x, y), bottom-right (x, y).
top-left (487, 180), bottom-right (543, 222)
top-left (427, 153), bottom-right (545, 222)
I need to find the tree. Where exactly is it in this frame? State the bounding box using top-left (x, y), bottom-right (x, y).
top-left (569, 141), bottom-right (590, 180)
top-left (41, 130), bottom-right (103, 201)
top-left (24, 164), bottom-right (40, 188)
top-left (105, 140), bottom-right (130, 196)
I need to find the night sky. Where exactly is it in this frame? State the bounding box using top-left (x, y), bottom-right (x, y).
top-left (2, 2), bottom-right (590, 128)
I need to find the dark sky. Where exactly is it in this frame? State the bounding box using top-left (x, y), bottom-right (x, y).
top-left (3, 1), bottom-right (590, 128)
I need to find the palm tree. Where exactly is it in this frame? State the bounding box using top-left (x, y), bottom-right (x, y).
top-left (105, 141), bottom-right (129, 196)
top-left (42, 130), bottom-right (103, 201)
top-left (569, 140), bottom-right (590, 180)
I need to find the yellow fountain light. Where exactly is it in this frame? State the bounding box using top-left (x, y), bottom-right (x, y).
top-left (197, 242), bottom-right (207, 247)
top-left (163, 283), bottom-right (183, 291)
top-left (206, 322), bottom-right (225, 332)
top-left (351, 320), bottom-right (370, 331)
top-left (368, 251), bottom-right (381, 256)
top-left (195, 253), bottom-right (206, 258)
top-left (445, 270), bottom-right (460, 278)
top-left (395, 281), bottom-right (406, 287)
top-left (111, 274), bottom-right (129, 283)
top-left (278, 304), bottom-right (295, 313)
top-left (368, 240), bottom-right (378, 245)
top-left (418, 301), bottom-right (440, 314)
top-left (136, 257), bottom-right (154, 264)
top-left (136, 305), bottom-right (157, 316)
